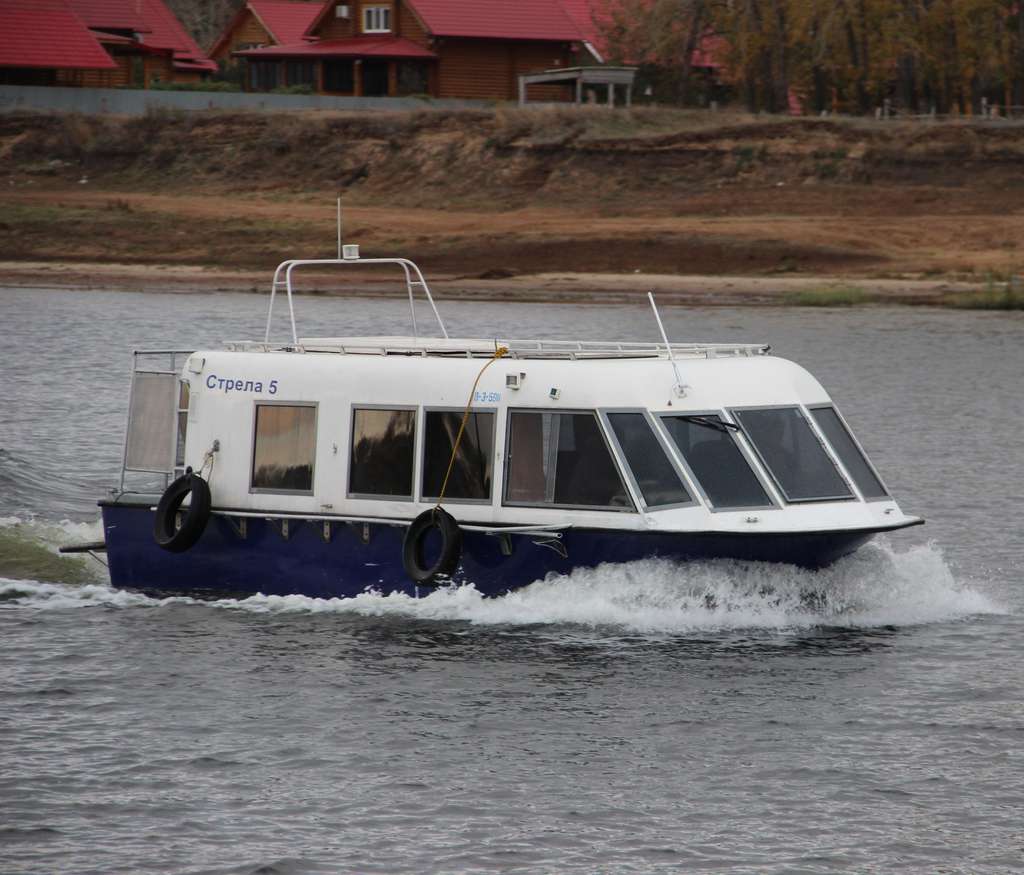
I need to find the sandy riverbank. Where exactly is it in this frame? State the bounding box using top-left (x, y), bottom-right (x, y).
top-left (0, 260), bottom-right (980, 306)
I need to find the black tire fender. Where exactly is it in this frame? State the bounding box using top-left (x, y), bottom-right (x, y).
top-left (402, 508), bottom-right (462, 585)
top-left (153, 471), bottom-right (212, 553)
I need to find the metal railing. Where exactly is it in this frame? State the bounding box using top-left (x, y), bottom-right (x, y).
top-left (264, 251), bottom-right (449, 346)
top-left (228, 337), bottom-right (769, 360)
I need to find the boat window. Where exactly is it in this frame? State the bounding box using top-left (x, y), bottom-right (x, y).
top-left (349, 408), bottom-right (416, 498)
top-left (251, 403), bottom-right (316, 493)
top-left (810, 406), bottom-right (889, 499)
top-left (422, 411), bottom-right (494, 501)
top-left (606, 413), bottom-right (692, 507)
top-left (662, 414), bottom-right (772, 509)
top-left (505, 411), bottom-right (632, 510)
top-left (125, 371), bottom-right (177, 474)
top-left (733, 407), bottom-right (853, 502)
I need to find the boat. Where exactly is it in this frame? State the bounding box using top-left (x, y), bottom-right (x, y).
top-left (81, 246), bottom-right (923, 598)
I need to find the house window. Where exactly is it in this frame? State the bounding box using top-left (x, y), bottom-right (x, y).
top-left (421, 411), bottom-right (495, 502)
top-left (323, 60), bottom-right (354, 92)
top-left (249, 61), bottom-right (279, 91)
top-left (251, 403), bottom-right (317, 493)
top-left (504, 411), bottom-right (632, 510)
top-left (349, 407), bottom-right (416, 498)
top-left (397, 61), bottom-right (428, 96)
top-left (362, 5), bottom-right (391, 32)
top-left (285, 61), bottom-right (315, 88)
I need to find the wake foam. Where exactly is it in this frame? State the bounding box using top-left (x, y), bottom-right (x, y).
top-left (0, 541), bottom-right (1003, 632)
top-left (0, 515), bottom-right (106, 585)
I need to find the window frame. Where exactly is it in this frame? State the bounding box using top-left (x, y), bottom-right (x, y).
top-left (347, 403), bottom-right (419, 502)
top-left (806, 403), bottom-right (891, 502)
top-left (419, 406), bottom-right (497, 506)
top-left (502, 408), bottom-right (636, 513)
top-left (249, 400), bottom-right (318, 496)
top-left (728, 404), bottom-right (856, 505)
top-left (362, 4), bottom-right (391, 33)
top-left (656, 410), bottom-right (779, 513)
top-left (599, 408), bottom-right (698, 511)
top-left (173, 379), bottom-right (189, 480)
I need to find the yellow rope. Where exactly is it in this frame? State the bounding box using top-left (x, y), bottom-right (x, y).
top-left (435, 345), bottom-right (509, 512)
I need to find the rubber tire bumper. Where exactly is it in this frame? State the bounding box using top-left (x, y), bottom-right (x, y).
top-left (153, 473), bottom-right (212, 553)
top-left (402, 508), bottom-right (463, 585)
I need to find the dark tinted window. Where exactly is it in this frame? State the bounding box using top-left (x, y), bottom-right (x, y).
top-left (734, 407), bottom-right (852, 502)
top-left (662, 415), bottom-right (771, 509)
top-left (506, 411), bottom-right (631, 509)
top-left (286, 61), bottom-right (315, 87)
top-left (422, 411), bottom-right (494, 501)
top-left (607, 413), bottom-right (691, 507)
top-left (252, 404), bottom-right (316, 492)
top-left (324, 60), bottom-right (354, 92)
top-left (250, 61), bottom-right (279, 91)
top-left (810, 406), bottom-right (888, 499)
top-left (350, 408), bottom-right (415, 497)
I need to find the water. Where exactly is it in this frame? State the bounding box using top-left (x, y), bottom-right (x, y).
top-left (1, 288), bottom-right (1022, 874)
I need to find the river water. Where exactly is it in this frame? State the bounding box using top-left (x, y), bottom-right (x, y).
top-left (1, 287), bottom-right (1022, 874)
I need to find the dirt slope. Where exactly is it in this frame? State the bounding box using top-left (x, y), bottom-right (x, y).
top-left (3, 107), bottom-right (1024, 289)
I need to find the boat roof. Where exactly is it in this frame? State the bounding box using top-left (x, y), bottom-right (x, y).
top-left (226, 336), bottom-right (771, 361)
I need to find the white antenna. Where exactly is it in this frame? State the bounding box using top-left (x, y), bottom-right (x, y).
top-left (336, 197), bottom-right (342, 259)
top-left (648, 292), bottom-right (687, 397)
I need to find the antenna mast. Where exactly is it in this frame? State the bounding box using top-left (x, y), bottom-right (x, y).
top-left (336, 197), bottom-right (342, 259)
top-left (648, 292), bottom-right (687, 397)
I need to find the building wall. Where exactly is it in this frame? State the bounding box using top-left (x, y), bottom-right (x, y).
top-left (55, 54), bottom-right (131, 89)
top-left (213, 12), bottom-right (274, 62)
top-left (437, 39), bottom-right (573, 101)
top-left (397, 2), bottom-right (429, 47)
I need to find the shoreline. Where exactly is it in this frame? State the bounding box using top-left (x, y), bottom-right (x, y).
top-left (0, 261), bottom-right (983, 307)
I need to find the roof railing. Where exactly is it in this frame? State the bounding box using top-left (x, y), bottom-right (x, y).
top-left (227, 337), bottom-right (770, 360)
top-left (265, 248), bottom-right (449, 345)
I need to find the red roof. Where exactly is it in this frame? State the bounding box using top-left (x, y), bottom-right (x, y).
top-left (405, 0), bottom-right (583, 41)
top-left (211, 1), bottom-right (321, 58)
top-left (238, 35), bottom-right (435, 59)
top-left (557, 0), bottom-right (603, 48)
top-left (65, 0), bottom-right (149, 33)
top-left (0, 0), bottom-right (117, 70)
top-left (136, 0), bottom-right (216, 71)
top-left (251, 1), bottom-right (322, 46)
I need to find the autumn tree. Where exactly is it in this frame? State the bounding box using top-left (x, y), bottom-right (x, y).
top-left (603, 0), bottom-right (1024, 115)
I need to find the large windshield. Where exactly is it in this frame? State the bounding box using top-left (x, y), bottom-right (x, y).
top-left (733, 407), bottom-right (853, 503)
top-left (661, 414), bottom-right (772, 509)
top-left (606, 413), bottom-right (692, 508)
top-left (810, 406), bottom-right (889, 499)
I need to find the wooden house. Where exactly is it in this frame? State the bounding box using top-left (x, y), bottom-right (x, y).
top-left (0, 0), bottom-right (215, 88)
top-left (229, 0), bottom-right (586, 100)
top-left (209, 1), bottom-right (323, 71)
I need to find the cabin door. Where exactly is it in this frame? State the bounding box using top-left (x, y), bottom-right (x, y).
top-left (362, 60), bottom-right (389, 97)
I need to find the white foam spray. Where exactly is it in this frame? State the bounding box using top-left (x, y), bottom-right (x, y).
top-left (0, 540), bottom-right (1004, 633)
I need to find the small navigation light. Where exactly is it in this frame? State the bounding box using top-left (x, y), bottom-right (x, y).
top-left (342, 244), bottom-right (360, 260)
top-left (549, 387), bottom-right (561, 400)
top-left (506, 373), bottom-right (524, 390)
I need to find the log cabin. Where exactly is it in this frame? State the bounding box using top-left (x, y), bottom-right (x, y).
top-left (0, 0), bottom-right (215, 88)
top-left (229, 0), bottom-right (587, 100)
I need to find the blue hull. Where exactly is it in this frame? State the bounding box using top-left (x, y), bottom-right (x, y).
top-left (99, 501), bottom-right (891, 599)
